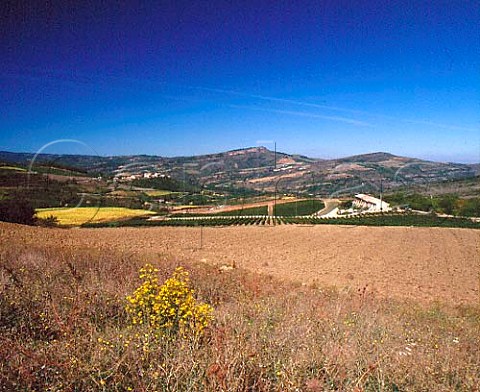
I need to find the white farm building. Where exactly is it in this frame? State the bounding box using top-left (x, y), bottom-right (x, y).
top-left (353, 193), bottom-right (390, 212)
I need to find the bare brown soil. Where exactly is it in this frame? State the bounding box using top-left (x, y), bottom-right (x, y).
top-left (1, 222), bottom-right (478, 304)
top-left (45, 173), bottom-right (92, 183)
top-left (249, 171), bottom-right (306, 185)
top-left (177, 197), bottom-right (302, 214)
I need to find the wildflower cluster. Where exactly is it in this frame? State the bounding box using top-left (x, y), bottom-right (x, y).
top-left (126, 264), bottom-right (213, 337)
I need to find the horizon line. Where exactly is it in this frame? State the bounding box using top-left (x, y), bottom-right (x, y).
top-left (0, 147), bottom-right (478, 165)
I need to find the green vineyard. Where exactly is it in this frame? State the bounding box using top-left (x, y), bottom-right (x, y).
top-left (82, 212), bottom-right (480, 229)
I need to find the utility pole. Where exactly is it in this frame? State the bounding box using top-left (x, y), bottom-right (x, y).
top-left (274, 143), bottom-right (278, 223)
top-left (241, 177), bottom-right (247, 216)
top-left (274, 181), bottom-right (277, 218)
top-left (380, 178), bottom-right (383, 213)
top-left (274, 177), bottom-right (283, 219)
top-left (311, 172), bottom-right (316, 213)
top-left (274, 142), bottom-right (277, 170)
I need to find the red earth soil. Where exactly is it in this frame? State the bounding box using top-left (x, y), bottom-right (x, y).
top-left (1, 222), bottom-right (478, 304)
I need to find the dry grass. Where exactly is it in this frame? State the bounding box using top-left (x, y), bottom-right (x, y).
top-left (1, 239), bottom-right (479, 391)
top-left (35, 207), bottom-right (156, 225)
top-left (144, 190), bottom-right (179, 197)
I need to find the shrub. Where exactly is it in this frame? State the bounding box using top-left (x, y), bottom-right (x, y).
top-left (126, 264), bottom-right (214, 337)
top-left (0, 198), bottom-right (35, 225)
top-left (436, 194), bottom-right (458, 215)
top-left (458, 197), bottom-right (480, 217)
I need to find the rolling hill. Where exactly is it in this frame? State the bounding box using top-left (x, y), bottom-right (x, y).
top-left (1, 147), bottom-right (477, 196)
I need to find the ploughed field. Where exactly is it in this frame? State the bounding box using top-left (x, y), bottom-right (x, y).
top-left (2, 222), bottom-right (478, 304)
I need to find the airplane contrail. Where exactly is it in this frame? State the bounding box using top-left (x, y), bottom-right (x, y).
top-left (3, 69), bottom-right (475, 133)
top-left (195, 86), bottom-right (476, 132)
top-left (228, 105), bottom-right (372, 126)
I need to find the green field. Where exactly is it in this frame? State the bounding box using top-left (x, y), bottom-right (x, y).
top-left (273, 199), bottom-right (324, 216)
top-left (36, 207), bottom-right (156, 225)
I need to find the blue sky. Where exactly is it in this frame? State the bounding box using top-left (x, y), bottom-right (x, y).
top-left (1, 0), bottom-right (479, 163)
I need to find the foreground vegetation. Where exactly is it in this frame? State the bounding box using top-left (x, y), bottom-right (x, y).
top-left (36, 207), bottom-right (155, 225)
top-left (0, 244), bottom-right (478, 391)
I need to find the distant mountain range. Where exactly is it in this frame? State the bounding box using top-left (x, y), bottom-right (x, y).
top-left (1, 147), bottom-right (478, 195)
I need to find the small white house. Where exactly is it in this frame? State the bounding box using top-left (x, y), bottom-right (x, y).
top-left (353, 193), bottom-right (390, 212)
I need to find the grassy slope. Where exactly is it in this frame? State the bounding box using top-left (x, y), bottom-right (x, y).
top-left (0, 240), bottom-right (478, 391)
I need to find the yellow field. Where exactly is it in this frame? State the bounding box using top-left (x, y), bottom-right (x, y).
top-left (0, 166), bottom-right (27, 171)
top-left (36, 207), bottom-right (156, 225)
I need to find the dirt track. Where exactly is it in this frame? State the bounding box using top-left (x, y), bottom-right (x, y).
top-left (1, 223), bottom-right (479, 304)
